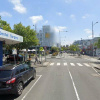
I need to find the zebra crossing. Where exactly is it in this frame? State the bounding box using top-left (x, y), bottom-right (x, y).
top-left (49, 62), bottom-right (99, 68)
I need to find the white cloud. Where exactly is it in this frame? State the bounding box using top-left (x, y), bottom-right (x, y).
top-left (44, 20), bottom-right (48, 24)
top-left (82, 14), bottom-right (90, 19)
top-left (70, 14), bottom-right (76, 20)
top-left (0, 12), bottom-right (12, 17)
top-left (56, 12), bottom-right (62, 16)
top-left (84, 29), bottom-right (92, 34)
top-left (88, 35), bottom-right (92, 39)
top-left (54, 26), bottom-right (67, 32)
top-left (30, 15), bottom-right (43, 24)
top-left (9, 0), bottom-right (26, 14)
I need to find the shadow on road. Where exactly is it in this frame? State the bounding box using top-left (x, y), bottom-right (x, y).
top-left (0, 79), bottom-right (34, 100)
top-left (0, 94), bottom-right (17, 100)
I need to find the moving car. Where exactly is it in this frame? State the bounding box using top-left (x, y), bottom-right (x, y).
top-left (0, 63), bottom-right (36, 96)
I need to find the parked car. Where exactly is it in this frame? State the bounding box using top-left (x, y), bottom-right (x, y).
top-left (7, 54), bottom-right (23, 62)
top-left (0, 63), bottom-right (36, 96)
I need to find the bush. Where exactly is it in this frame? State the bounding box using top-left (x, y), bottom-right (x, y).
top-left (52, 52), bottom-right (58, 56)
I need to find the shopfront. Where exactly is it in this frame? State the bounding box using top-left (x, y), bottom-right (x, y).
top-left (0, 29), bottom-right (23, 66)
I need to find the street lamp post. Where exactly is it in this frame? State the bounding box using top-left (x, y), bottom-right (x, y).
top-left (59, 31), bottom-right (68, 57)
top-left (33, 24), bottom-right (37, 55)
top-left (92, 21), bottom-right (98, 57)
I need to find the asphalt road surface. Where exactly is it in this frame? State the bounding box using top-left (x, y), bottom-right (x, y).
top-left (1, 54), bottom-right (100, 100)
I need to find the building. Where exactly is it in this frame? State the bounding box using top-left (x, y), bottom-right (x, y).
top-left (37, 25), bottom-right (57, 48)
top-left (73, 37), bottom-right (100, 56)
top-left (0, 29), bottom-right (23, 66)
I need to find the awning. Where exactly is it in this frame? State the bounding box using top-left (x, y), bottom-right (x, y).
top-left (0, 29), bottom-right (23, 44)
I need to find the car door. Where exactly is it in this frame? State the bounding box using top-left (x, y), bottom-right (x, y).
top-left (24, 64), bottom-right (33, 81)
top-left (19, 65), bottom-right (29, 84)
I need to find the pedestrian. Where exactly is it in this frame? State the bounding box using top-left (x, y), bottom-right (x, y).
top-left (29, 53), bottom-right (31, 60)
top-left (34, 55), bottom-right (38, 64)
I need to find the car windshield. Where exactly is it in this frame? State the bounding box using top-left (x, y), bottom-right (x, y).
top-left (0, 70), bottom-right (12, 78)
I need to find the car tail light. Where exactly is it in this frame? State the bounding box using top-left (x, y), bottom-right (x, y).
top-left (6, 78), bottom-right (16, 84)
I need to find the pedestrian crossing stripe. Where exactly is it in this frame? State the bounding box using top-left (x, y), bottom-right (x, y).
top-left (77, 63), bottom-right (83, 66)
top-left (57, 63), bottom-right (60, 65)
top-left (50, 63), bottom-right (54, 66)
top-left (70, 63), bottom-right (75, 66)
top-left (64, 63), bottom-right (67, 66)
top-left (49, 63), bottom-right (99, 68)
top-left (83, 63), bottom-right (90, 67)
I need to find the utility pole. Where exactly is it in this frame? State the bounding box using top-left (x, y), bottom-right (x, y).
top-left (92, 21), bottom-right (98, 57)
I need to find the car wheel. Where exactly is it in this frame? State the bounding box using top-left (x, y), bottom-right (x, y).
top-left (15, 82), bottom-right (23, 96)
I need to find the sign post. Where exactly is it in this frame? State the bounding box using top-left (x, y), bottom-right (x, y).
top-left (12, 48), bottom-right (17, 65)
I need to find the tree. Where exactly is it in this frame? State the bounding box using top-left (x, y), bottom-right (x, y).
top-left (10, 23), bottom-right (39, 50)
top-left (69, 45), bottom-right (80, 53)
top-left (95, 39), bottom-right (100, 48)
top-left (51, 47), bottom-right (59, 53)
top-left (39, 47), bottom-right (44, 51)
top-left (0, 16), bottom-right (13, 32)
top-left (0, 16), bottom-right (13, 50)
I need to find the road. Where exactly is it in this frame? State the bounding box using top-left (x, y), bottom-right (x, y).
top-left (0, 54), bottom-right (100, 100)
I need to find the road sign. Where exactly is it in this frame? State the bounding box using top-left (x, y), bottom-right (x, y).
top-left (12, 48), bottom-right (17, 54)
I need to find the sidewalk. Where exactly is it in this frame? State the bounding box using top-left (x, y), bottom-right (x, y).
top-left (31, 56), bottom-right (50, 68)
top-left (81, 55), bottom-right (100, 63)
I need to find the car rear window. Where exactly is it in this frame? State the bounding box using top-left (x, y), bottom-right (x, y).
top-left (0, 70), bottom-right (12, 78)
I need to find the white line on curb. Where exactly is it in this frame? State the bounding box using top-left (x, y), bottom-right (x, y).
top-left (67, 67), bottom-right (80, 100)
top-left (21, 75), bottom-right (42, 100)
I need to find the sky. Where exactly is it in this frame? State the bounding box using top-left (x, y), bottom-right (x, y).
top-left (0, 0), bottom-right (100, 45)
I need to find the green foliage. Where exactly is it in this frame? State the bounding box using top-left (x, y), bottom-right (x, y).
top-left (69, 45), bottom-right (80, 52)
top-left (10, 23), bottom-right (39, 49)
top-left (0, 16), bottom-right (13, 32)
top-left (61, 47), bottom-right (63, 51)
top-left (95, 39), bottom-right (100, 48)
top-left (51, 47), bottom-right (59, 53)
top-left (0, 17), bottom-right (39, 50)
top-left (39, 47), bottom-right (44, 51)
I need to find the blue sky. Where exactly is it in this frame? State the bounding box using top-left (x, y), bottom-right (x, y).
top-left (0, 0), bottom-right (100, 45)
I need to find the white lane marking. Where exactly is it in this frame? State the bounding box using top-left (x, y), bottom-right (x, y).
top-left (57, 63), bottom-right (60, 66)
top-left (21, 75), bottom-right (42, 100)
top-left (92, 67), bottom-right (100, 76)
top-left (70, 63), bottom-right (75, 66)
top-left (50, 63), bottom-right (54, 66)
top-left (83, 63), bottom-right (90, 67)
top-left (64, 63), bottom-right (67, 66)
top-left (67, 67), bottom-right (80, 100)
top-left (77, 63), bottom-right (83, 66)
